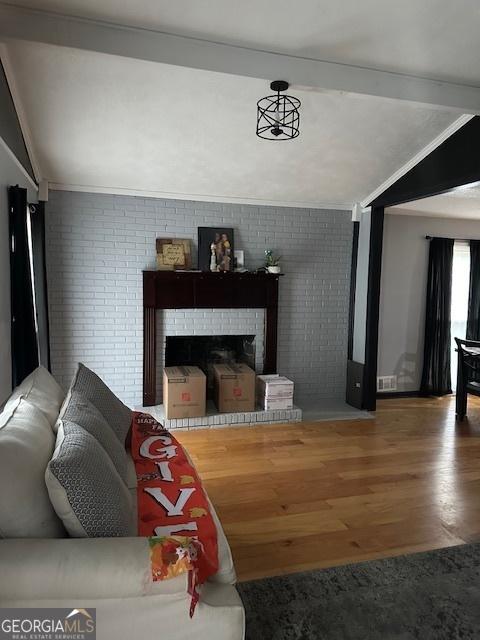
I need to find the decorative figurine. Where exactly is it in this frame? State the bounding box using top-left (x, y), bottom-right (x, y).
top-left (210, 241), bottom-right (218, 272)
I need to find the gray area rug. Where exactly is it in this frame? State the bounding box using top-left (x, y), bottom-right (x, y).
top-left (238, 543), bottom-right (480, 639)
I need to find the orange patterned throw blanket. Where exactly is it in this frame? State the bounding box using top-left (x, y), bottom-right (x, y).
top-left (131, 412), bottom-right (218, 616)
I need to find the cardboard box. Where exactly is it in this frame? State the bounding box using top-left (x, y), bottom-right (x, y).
top-left (163, 366), bottom-right (206, 419)
top-left (257, 374), bottom-right (294, 400)
top-left (213, 363), bottom-right (255, 413)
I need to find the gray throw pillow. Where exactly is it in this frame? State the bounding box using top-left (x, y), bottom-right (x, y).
top-left (71, 363), bottom-right (132, 445)
top-left (62, 390), bottom-right (128, 482)
top-left (45, 421), bottom-right (134, 538)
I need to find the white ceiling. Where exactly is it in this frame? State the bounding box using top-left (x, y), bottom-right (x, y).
top-left (389, 183), bottom-right (480, 220)
top-left (3, 40), bottom-right (460, 207)
top-left (6, 0), bottom-right (480, 85)
top-left (2, 1), bottom-right (479, 207)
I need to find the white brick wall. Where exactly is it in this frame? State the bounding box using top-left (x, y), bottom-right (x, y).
top-left (45, 190), bottom-right (353, 407)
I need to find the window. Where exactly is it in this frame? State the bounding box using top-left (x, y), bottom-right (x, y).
top-left (451, 241), bottom-right (470, 392)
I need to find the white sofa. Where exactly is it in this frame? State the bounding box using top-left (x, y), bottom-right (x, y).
top-left (0, 366), bottom-right (245, 640)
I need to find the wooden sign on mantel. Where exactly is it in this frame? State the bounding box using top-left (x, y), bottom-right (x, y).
top-left (156, 238), bottom-right (192, 270)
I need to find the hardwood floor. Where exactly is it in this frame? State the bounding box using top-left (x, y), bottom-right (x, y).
top-left (177, 396), bottom-right (480, 581)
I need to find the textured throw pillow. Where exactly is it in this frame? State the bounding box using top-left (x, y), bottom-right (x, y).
top-left (68, 363), bottom-right (132, 445)
top-left (61, 390), bottom-right (128, 482)
top-left (46, 421), bottom-right (134, 537)
top-left (4, 366), bottom-right (65, 427)
top-left (0, 398), bottom-right (65, 538)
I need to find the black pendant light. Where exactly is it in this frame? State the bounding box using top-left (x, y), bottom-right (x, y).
top-left (256, 80), bottom-right (301, 140)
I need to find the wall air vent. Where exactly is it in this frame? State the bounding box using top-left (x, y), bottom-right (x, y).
top-left (377, 375), bottom-right (397, 392)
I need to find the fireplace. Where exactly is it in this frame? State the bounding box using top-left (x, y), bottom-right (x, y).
top-left (166, 334), bottom-right (257, 394)
top-left (166, 334), bottom-right (256, 369)
top-left (157, 311), bottom-right (264, 399)
top-left (143, 271), bottom-right (281, 406)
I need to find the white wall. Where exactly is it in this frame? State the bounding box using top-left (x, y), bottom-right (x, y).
top-left (378, 212), bottom-right (480, 393)
top-left (352, 209), bottom-right (371, 364)
top-left (0, 137), bottom-right (37, 403)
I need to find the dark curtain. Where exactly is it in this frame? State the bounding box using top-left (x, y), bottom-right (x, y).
top-left (8, 185), bottom-right (38, 387)
top-left (29, 202), bottom-right (51, 371)
top-left (420, 237), bottom-right (454, 396)
top-left (467, 240), bottom-right (480, 340)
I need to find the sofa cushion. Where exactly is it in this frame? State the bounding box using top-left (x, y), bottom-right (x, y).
top-left (0, 397), bottom-right (65, 538)
top-left (4, 366), bottom-right (64, 427)
top-left (65, 364), bottom-right (131, 445)
top-left (61, 390), bottom-right (128, 482)
top-left (46, 421), bottom-right (134, 537)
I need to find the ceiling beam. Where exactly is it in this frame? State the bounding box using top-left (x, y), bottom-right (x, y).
top-left (1, 4), bottom-right (480, 114)
top-left (0, 42), bottom-right (41, 182)
top-left (361, 114), bottom-right (474, 207)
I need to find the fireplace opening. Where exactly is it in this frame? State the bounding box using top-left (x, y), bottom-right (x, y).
top-left (165, 335), bottom-right (256, 393)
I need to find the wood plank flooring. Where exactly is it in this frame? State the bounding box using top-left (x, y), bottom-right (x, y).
top-left (177, 396), bottom-right (480, 581)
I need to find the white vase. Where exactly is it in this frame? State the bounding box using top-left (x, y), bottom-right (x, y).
top-left (267, 266), bottom-right (281, 274)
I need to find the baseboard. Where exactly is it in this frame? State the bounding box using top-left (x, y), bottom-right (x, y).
top-left (377, 390), bottom-right (420, 399)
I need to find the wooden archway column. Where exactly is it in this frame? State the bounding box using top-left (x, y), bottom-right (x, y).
top-left (358, 116), bottom-right (480, 412)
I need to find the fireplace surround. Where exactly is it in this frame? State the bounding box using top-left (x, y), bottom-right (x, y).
top-left (143, 270), bottom-right (281, 406)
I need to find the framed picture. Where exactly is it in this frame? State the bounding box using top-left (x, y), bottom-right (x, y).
top-left (156, 238), bottom-right (192, 270)
top-left (198, 227), bottom-right (234, 272)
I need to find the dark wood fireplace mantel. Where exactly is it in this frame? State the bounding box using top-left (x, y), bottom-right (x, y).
top-left (143, 270), bottom-right (281, 406)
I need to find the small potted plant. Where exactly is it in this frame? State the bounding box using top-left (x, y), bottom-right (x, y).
top-left (265, 250), bottom-right (282, 274)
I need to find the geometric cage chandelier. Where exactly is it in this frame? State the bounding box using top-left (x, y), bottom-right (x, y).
top-left (256, 80), bottom-right (301, 140)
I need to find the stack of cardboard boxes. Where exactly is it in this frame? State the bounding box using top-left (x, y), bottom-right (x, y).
top-left (163, 364), bottom-right (294, 419)
top-left (256, 374), bottom-right (294, 410)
